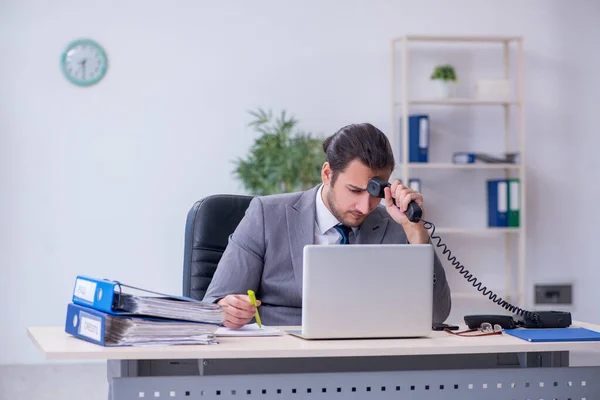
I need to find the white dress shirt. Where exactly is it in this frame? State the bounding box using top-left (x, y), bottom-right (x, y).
top-left (314, 185), bottom-right (358, 244)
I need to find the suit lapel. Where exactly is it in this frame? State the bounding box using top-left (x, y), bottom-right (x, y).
top-left (287, 185), bottom-right (319, 296)
top-left (356, 208), bottom-right (389, 244)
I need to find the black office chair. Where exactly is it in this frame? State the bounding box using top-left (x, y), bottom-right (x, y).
top-left (182, 194), bottom-right (254, 300)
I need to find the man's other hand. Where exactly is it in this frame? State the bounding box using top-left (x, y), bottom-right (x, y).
top-left (217, 294), bottom-right (261, 328)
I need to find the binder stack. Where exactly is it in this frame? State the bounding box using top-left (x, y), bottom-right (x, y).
top-left (65, 276), bottom-right (224, 346)
top-left (487, 179), bottom-right (520, 227)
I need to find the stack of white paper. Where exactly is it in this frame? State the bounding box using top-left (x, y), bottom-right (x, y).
top-left (215, 323), bottom-right (283, 337)
top-left (118, 293), bottom-right (224, 325)
top-left (106, 316), bottom-right (218, 346)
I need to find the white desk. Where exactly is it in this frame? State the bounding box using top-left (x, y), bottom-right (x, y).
top-left (28, 322), bottom-right (600, 399)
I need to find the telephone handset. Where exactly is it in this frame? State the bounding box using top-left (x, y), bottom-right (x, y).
top-left (366, 177), bottom-right (560, 328)
top-left (366, 176), bottom-right (422, 222)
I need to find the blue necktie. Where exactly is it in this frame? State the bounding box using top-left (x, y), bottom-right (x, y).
top-left (334, 224), bottom-right (352, 245)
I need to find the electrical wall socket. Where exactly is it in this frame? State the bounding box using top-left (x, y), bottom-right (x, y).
top-left (534, 284), bottom-right (572, 305)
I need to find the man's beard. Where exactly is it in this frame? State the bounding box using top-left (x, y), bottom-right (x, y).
top-left (326, 188), bottom-right (363, 228)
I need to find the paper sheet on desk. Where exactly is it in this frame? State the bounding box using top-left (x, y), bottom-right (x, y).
top-left (215, 323), bottom-right (283, 337)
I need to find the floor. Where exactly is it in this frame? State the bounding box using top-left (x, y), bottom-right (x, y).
top-left (0, 362), bottom-right (107, 400)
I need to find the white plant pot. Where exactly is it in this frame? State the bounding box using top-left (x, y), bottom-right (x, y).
top-left (434, 80), bottom-right (454, 98)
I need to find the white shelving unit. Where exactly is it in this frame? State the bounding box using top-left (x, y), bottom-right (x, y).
top-left (433, 227), bottom-right (521, 235)
top-left (391, 35), bottom-right (526, 308)
top-left (397, 99), bottom-right (520, 106)
top-left (407, 163), bottom-right (520, 170)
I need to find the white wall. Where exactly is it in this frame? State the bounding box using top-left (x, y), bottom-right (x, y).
top-left (1, 0), bottom-right (599, 365)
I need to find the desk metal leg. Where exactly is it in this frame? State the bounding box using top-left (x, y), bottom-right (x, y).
top-left (107, 360), bottom-right (139, 400)
top-left (111, 366), bottom-right (600, 399)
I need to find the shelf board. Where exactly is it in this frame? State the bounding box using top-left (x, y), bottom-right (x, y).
top-left (395, 99), bottom-right (520, 106)
top-left (432, 227), bottom-right (521, 235)
top-left (403, 163), bottom-right (520, 170)
top-left (395, 35), bottom-right (522, 43)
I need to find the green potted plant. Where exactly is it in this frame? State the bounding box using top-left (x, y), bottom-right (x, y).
top-left (233, 108), bottom-right (325, 195)
top-left (430, 64), bottom-right (457, 98)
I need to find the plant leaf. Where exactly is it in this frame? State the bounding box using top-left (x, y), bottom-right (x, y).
top-left (234, 107), bottom-right (325, 195)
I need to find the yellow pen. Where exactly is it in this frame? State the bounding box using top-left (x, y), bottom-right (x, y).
top-left (247, 290), bottom-right (262, 328)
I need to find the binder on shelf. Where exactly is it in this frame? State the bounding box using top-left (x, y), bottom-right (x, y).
top-left (452, 152), bottom-right (476, 164)
top-left (65, 302), bottom-right (218, 347)
top-left (408, 178), bottom-right (421, 192)
top-left (507, 178), bottom-right (520, 227)
top-left (452, 152), bottom-right (520, 164)
top-left (487, 179), bottom-right (508, 227)
top-left (71, 275), bottom-right (224, 325)
top-left (406, 114), bottom-right (429, 162)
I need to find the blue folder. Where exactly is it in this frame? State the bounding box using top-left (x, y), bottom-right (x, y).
top-left (70, 275), bottom-right (224, 325)
top-left (505, 327), bottom-right (600, 342)
top-left (487, 179), bottom-right (508, 227)
top-left (65, 302), bottom-right (218, 347)
top-left (408, 115), bottom-right (429, 163)
top-left (71, 275), bottom-right (207, 315)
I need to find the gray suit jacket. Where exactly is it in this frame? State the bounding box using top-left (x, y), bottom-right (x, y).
top-left (203, 185), bottom-right (451, 325)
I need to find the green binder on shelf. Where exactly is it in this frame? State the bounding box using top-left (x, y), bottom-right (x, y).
top-left (507, 178), bottom-right (520, 227)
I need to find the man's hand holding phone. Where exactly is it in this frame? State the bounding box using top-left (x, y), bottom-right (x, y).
top-left (383, 179), bottom-right (429, 244)
top-left (217, 294), bottom-right (261, 328)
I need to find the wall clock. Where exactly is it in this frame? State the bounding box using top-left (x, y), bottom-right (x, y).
top-left (61, 39), bottom-right (108, 86)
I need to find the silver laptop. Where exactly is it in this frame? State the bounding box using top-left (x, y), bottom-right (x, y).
top-left (289, 244), bottom-right (434, 340)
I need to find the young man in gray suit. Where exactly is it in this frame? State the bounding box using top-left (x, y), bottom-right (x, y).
top-left (203, 123), bottom-right (451, 328)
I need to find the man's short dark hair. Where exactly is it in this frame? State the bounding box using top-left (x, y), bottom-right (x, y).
top-left (322, 123), bottom-right (395, 184)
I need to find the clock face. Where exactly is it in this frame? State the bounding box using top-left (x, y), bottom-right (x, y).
top-left (61, 39), bottom-right (108, 86)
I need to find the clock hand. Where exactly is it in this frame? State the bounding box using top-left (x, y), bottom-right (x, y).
top-left (80, 59), bottom-right (87, 79)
